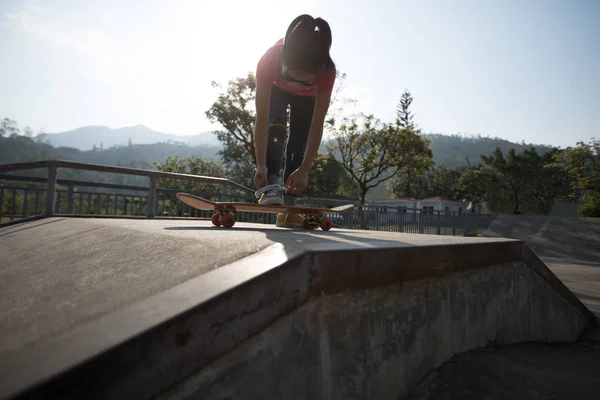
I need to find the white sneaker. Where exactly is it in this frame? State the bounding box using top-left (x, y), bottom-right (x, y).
top-left (255, 184), bottom-right (284, 205)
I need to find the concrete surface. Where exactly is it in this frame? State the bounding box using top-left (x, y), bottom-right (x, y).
top-left (0, 217), bottom-right (275, 354)
top-left (481, 214), bottom-right (600, 318)
top-left (157, 261), bottom-right (590, 400)
top-left (405, 214), bottom-right (600, 400)
top-left (482, 214), bottom-right (600, 263)
top-left (0, 216), bottom-right (596, 400)
top-left (409, 325), bottom-right (600, 400)
top-left (0, 216), bottom-right (514, 356)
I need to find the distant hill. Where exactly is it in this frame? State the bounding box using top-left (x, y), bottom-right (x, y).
top-left (37, 124), bottom-right (221, 150)
top-left (422, 133), bottom-right (555, 169)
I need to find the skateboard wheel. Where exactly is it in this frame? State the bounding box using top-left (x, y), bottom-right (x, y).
top-left (321, 218), bottom-right (332, 231)
top-left (222, 214), bottom-right (235, 228)
top-left (211, 213), bottom-right (222, 227)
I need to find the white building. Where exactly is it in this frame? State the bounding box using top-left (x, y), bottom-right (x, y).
top-left (371, 196), bottom-right (470, 214)
top-left (369, 198), bottom-right (417, 212)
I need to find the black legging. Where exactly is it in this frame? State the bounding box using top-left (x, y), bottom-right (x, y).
top-left (265, 85), bottom-right (315, 193)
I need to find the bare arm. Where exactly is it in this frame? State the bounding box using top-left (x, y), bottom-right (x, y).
top-left (254, 80), bottom-right (271, 169)
top-left (299, 90), bottom-right (332, 171)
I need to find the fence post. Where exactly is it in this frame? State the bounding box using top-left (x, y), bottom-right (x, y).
top-left (397, 207), bottom-right (403, 233)
top-left (452, 212), bottom-right (456, 236)
top-left (436, 211), bottom-right (441, 235)
top-left (67, 183), bottom-right (74, 214)
top-left (147, 176), bottom-right (157, 218)
top-left (45, 162), bottom-right (58, 217)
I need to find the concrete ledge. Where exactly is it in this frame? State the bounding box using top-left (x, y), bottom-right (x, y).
top-left (161, 261), bottom-right (592, 400)
top-left (0, 237), bottom-right (594, 400)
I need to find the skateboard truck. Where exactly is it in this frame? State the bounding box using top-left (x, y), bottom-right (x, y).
top-left (210, 209), bottom-right (333, 231)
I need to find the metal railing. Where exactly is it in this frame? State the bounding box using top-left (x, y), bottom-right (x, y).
top-left (0, 160), bottom-right (496, 235)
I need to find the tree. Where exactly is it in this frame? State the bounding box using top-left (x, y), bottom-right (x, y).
top-left (304, 152), bottom-right (350, 198)
top-left (328, 113), bottom-right (434, 204)
top-left (396, 90), bottom-right (416, 129)
top-left (387, 89), bottom-right (433, 200)
top-left (425, 166), bottom-right (463, 200)
top-left (454, 164), bottom-right (497, 212)
top-left (478, 146), bottom-right (570, 215)
top-left (550, 138), bottom-right (600, 217)
top-left (325, 71), bottom-right (358, 129)
top-left (480, 147), bottom-right (534, 214)
top-left (389, 166), bottom-right (464, 201)
top-left (205, 73), bottom-right (257, 188)
top-left (153, 155), bottom-right (226, 194)
top-left (389, 173), bottom-right (429, 199)
top-left (522, 148), bottom-right (572, 215)
top-left (0, 118), bottom-right (20, 137)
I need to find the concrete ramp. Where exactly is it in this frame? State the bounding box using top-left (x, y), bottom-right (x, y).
top-left (482, 214), bottom-right (600, 318)
top-left (482, 214), bottom-right (600, 264)
top-left (0, 217), bottom-right (595, 400)
top-left (159, 250), bottom-right (592, 400)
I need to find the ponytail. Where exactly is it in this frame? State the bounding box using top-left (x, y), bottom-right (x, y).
top-left (314, 17), bottom-right (335, 70)
top-left (282, 14), bottom-right (336, 73)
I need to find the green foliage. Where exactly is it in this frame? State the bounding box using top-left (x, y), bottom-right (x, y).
top-left (396, 90), bottom-right (416, 129)
top-left (427, 166), bottom-right (463, 200)
top-left (328, 113), bottom-right (434, 204)
top-left (324, 71), bottom-right (357, 130)
top-left (578, 193), bottom-right (600, 217)
top-left (549, 138), bottom-right (600, 216)
top-left (480, 147), bottom-right (533, 213)
top-left (205, 73), bottom-right (257, 188)
top-left (522, 148), bottom-right (572, 215)
top-left (454, 164), bottom-right (507, 212)
top-left (0, 118), bottom-right (21, 137)
top-left (388, 172), bottom-right (429, 200)
top-left (477, 146), bottom-right (571, 214)
top-left (551, 139), bottom-right (600, 195)
top-left (304, 152), bottom-right (351, 198)
top-left (391, 146), bottom-right (572, 215)
top-left (390, 165), bottom-right (463, 201)
top-left (153, 155), bottom-right (226, 193)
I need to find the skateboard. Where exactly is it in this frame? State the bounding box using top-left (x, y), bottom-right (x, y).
top-left (176, 192), bottom-right (353, 231)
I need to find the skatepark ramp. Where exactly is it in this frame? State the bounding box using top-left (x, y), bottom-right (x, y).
top-left (0, 217), bottom-right (595, 400)
top-left (482, 214), bottom-right (600, 264)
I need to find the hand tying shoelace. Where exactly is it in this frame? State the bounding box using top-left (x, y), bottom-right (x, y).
top-left (254, 184), bottom-right (286, 199)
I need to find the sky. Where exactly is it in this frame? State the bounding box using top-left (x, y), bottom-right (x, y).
top-left (0, 0), bottom-right (598, 149)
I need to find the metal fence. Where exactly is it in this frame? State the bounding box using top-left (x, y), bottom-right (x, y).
top-left (0, 160), bottom-right (496, 235)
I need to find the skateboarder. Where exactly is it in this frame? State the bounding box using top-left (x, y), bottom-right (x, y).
top-left (253, 14), bottom-right (336, 228)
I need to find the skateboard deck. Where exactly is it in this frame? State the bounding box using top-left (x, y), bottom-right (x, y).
top-left (176, 192), bottom-right (353, 230)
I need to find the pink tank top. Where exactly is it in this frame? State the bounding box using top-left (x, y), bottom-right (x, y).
top-left (256, 39), bottom-right (336, 97)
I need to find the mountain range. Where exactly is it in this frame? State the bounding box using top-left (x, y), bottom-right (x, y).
top-left (36, 125), bottom-right (555, 165)
top-left (37, 125), bottom-right (222, 150)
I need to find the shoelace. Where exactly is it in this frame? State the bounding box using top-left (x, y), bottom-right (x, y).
top-left (255, 184), bottom-right (285, 198)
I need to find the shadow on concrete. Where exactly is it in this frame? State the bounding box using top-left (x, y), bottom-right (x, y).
top-left (162, 224), bottom-right (418, 254)
top-left (0, 218), bottom-right (66, 238)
